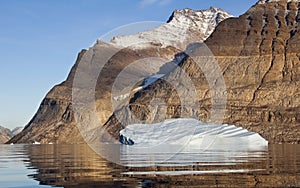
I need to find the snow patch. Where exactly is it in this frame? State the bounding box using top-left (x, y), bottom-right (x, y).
top-left (113, 74), bottom-right (164, 102)
top-left (142, 74), bottom-right (164, 87)
top-left (113, 93), bottom-right (130, 102)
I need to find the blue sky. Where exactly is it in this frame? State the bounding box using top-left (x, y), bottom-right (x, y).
top-left (0, 0), bottom-right (257, 129)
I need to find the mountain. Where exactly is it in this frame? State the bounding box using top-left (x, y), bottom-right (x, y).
top-left (9, 0), bottom-right (300, 144)
top-left (8, 8), bottom-right (232, 144)
top-left (0, 126), bottom-right (23, 143)
top-left (103, 0), bottom-right (300, 144)
top-left (0, 126), bottom-right (12, 143)
top-left (11, 127), bottom-right (23, 136)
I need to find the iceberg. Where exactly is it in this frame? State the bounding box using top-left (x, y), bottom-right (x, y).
top-left (120, 118), bottom-right (268, 150)
top-left (119, 118), bottom-right (268, 167)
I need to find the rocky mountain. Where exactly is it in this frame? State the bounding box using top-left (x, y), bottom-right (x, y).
top-left (9, 0), bottom-right (300, 144)
top-left (0, 126), bottom-right (12, 143)
top-left (8, 8), bottom-right (232, 144)
top-left (104, 0), bottom-right (300, 143)
top-left (0, 126), bottom-right (23, 143)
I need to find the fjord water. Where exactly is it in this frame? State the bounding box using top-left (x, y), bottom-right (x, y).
top-left (0, 144), bottom-right (299, 187)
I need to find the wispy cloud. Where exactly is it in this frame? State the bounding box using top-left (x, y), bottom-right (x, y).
top-left (139, 0), bottom-right (172, 8)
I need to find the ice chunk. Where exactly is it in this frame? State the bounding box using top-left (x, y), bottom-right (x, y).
top-left (119, 118), bottom-right (268, 167)
top-left (119, 118), bottom-right (268, 150)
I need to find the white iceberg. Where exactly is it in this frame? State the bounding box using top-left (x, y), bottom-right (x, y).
top-left (119, 118), bottom-right (268, 167)
top-left (120, 118), bottom-right (268, 150)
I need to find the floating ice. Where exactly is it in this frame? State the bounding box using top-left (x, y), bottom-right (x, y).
top-left (120, 118), bottom-right (268, 150)
top-left (33, 141), bottom-right (40, 145)
top-left (119, 118), bottom-right (268, 167)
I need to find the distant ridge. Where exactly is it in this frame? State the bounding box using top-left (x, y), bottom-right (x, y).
top-left (0, 126), bottom-right (23, 143)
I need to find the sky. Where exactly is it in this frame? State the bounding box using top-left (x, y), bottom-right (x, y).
top-left (0, 0), bottom-right (257, 129)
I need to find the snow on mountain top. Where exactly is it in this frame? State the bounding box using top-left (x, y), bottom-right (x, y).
top-left (109, 7), bottom-right (233, 49)
top-left (168, 7), bottom-right (232, 24)
top-left (167, 6), bottom-right (233, 38)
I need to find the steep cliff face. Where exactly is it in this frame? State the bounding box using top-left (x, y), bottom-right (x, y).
top-left (206, 0), bottom-right (300, 143)
top-left (104, 0), bottom-right (300, 143)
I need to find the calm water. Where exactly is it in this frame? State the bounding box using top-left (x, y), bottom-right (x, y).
top-left (0, 144), bottom-right (299, 187)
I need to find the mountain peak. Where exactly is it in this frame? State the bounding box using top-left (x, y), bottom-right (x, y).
top-left (167, 7), bottom-right (232, 24)
top-left (111, 7), bottom-right (232, 49)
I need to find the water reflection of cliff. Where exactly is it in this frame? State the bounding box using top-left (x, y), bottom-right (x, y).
top-left (24, 144), bottom-right (300, 187)
top-left (24, 144), bottom-right (138, 187)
